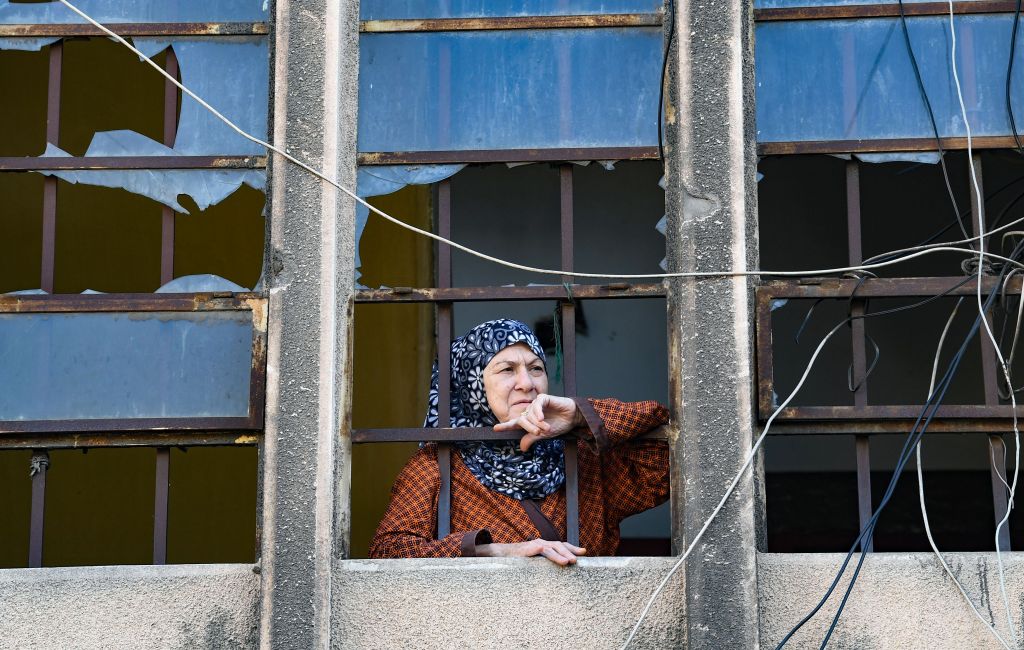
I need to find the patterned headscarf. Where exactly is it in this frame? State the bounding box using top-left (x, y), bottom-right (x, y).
top-left (425, 318), bottom-right (565, 500)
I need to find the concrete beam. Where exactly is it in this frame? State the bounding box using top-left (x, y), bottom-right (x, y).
top-left (760, 552), bottom-right (1024, 648)
top-left (664, 0), bottom-right (761, 646)
top-left (334, 557), bottom-right (686, 649)
top-left (0, 564), bottom-right (258, 650)
top-left (261, 0), bottom-right (360, 648)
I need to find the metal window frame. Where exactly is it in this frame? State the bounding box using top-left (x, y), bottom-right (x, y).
top-left (755, 153), bottom-right (1017, 552)
top-left (353, 163), bottom-right (670, 548)
top-left (0, 292), bottom-right (269, 436)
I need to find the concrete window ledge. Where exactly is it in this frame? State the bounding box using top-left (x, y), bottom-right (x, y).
top-left (759, 552), bottom-right (1024, 649)
top-left (0, 564), bottom-right (258, 650)
top-left (334, 556), bottom-right (686, 649)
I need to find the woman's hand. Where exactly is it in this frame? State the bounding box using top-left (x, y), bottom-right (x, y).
top-left (476, 539), bottom-right (587, 566)
top-left (493, 393), bottom-right (584, 452)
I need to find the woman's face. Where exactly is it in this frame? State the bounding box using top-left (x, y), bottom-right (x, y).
top-left (482, 343), bottom-right (549, 423)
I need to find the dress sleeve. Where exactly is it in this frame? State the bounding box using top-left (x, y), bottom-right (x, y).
top-left (368, 446), bottom-right (492, 559)
top-left (575, 398), bottom-right (671, 523)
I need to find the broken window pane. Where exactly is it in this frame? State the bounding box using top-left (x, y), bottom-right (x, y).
top-left (52, 180), bottom-right (163, 293)
top-left (0, 0), bottom-right (269, 24)
top-left (359, 28), bottom-right (661, 152)
top-left (0, 310), bottom-right (254, 421)
top-left (361, 0), bottom-right (660, 20)
top-left (0, 45), bottom-right (47, 156)
top-left (38, 132), bottom-right (266, 214)
top-left (756, 15), bottom-right (1024, 143)
top-left (0, 174), bottom-right (44, 294)
top-left (135, 38), bottom-right (269, 155)
top-left (59, 38), bottom-right (166, 156)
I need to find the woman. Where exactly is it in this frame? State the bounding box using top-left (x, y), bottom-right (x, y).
top-left (369, 318), bottom-right (669, 565)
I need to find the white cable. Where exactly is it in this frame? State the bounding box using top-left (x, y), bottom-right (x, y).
top-left (54, 0), bottom-right (1024, 285)
top-left (915, 299), bottom-right (1012, 650)
top-left (50, 4), bottom-right (1024, 643)
top-left (948, 4), bottom-right (1021, 645)
top-left (620, 319), bottom-right (848, 649)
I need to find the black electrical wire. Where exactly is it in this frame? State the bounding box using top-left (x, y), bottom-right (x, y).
top-left (775, 240), bottom-right (1024, 648)
top-left (1006, 0), bottom-right (1024, 155)
top-left (658, 0), bottom-right (675, 163)
top-left (897, 0), bottom-right (973, 242)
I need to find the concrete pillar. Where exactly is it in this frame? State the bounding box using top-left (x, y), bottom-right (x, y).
top-left (260, 0), bottom-right (360, 648)
top-left (664, 0), bottom-right (761, 647)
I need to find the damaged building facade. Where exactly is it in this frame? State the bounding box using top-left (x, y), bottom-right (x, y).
top-left (4, 0), bottom-right (1024, 648)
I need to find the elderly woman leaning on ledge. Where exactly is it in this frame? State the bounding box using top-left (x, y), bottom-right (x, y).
top-left (368, 318), bottom-right (669, 566)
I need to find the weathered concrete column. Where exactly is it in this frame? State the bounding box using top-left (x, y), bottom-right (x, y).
top-left (260, 0), bottom-right (360, 648)
top-left (664, 0), bottom-right (761, 647)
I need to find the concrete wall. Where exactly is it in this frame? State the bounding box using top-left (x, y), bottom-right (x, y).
top-left (333, 557), bottom-right (685, 649)
top-left (0, 564), bottom-right (258, 650)
top-left (760, 552), bottom-right (1024, 649)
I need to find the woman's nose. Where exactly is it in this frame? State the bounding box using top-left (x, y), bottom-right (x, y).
top-left (514, 367), bottom-right (534, 391)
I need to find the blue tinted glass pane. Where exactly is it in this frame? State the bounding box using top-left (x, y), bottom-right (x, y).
top-left (361, 1), bottom-right (660, 20)
top-left (0, 0), bottom-right (268, 23)
top-left (359, 28), bottom-right (662, 152)
top-left (756, 15), bottom-right (1024, 142)
top-left (0, 311), bottom-right (253, 420)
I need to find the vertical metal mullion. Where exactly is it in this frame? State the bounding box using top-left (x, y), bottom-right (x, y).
top-left (40, 41), bottom-right (62, 293)
top-left (436, 180), bottom-right (453, 539)
top-left (846, 160), bottom-right (874, 552)
top-left (152, 49), bottom-right (179, 566)
top-left (160, 49), bottom-right (179, 286)
top-left (559, 165), bottom-right (580, 547)
top-left (28, 451), bottom-right (49, 567)
top-left (970, 154), bottom-right (1013, 551)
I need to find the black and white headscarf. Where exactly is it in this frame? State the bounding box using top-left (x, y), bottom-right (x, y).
top-left (425, 318), bottom-right (565, 500)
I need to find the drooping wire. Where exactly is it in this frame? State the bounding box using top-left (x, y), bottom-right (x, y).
top-left (1007, 0), bottom-right (1024, 155)
top-left (916, 297), bottom-right (1013, 650)
top-left (622, 273), bottom-right (980, 649)
top-left (774, 237), bottom-right (1024, 648)
top-left (658, 0), bottom-right (675, 163)
top-left (54, 0), bottom-right (1024, 284)
top-left (775, 274), bottom-right (1008, 649)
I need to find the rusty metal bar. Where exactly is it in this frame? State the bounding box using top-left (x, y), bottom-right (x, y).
top-left (360, 13), bottom-right (662, 33)
top-left (0, 416), bottom-right (260, 435)
top-left (353, 426), bottom-right (670, 443)
top-left (0, 292), bottom-right (262, 313)
top-left (0, 431), bottom-right (259, 450)
top-left (160, 50), bottom-right (179, 286)
top-left (759, 136), bottom-right (1022, 156)
top-left (28, 450), bottom-right (48, 568)
top-left (356, 283), bottom-right (665, 303)
top-left (754, 0), bottom-right (1020, 22)
top-left (358, 147), bottom-right (659, 165)
top-left (770, 404), bottom-right (1024, 420)
top-left (768, 419), bottom-right (1024, 434)
top-left (0, 155), bottom-right (266, 171)
top-left (153, 448), bottom-right (170, 564)
top-left (846, 160), bottom-right (874, 552)
top-left (436, 180), bottom-right (453, 539)
top-left (0, 22), bottom-right (269, 37)
top-left (40, 41), bottom-right (62, 294)
top-left (559, 165), bottom-right (580, 547)
top-left (758, 276), bottom-right (1023, 299)
top-left (157, 43), bottom-right (178, 562)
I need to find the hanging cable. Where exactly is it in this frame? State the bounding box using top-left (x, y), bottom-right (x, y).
top-left (54, 0), bottom-right (1024, 285)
